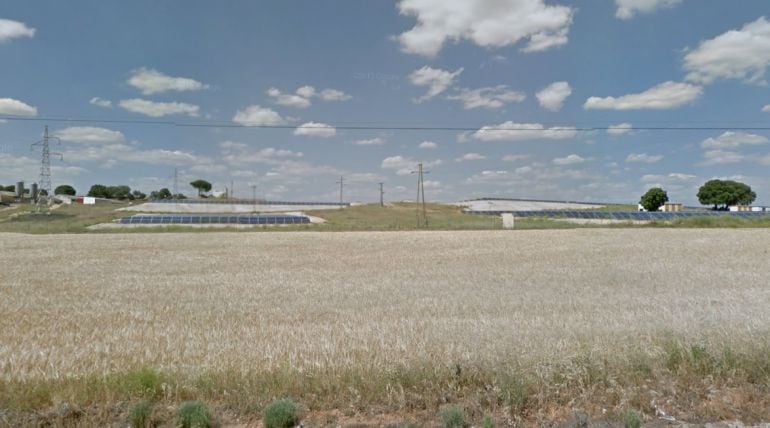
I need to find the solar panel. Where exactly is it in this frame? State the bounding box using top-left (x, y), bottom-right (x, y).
top-left (463, 210), bottom-right (770, 221)
top-left (118, 214), bottom-right (311, 225)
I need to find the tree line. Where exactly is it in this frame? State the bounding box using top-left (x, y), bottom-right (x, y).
top-left (641, 179), bottom-right (757, 211)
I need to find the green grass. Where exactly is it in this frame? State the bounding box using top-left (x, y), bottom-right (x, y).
top-left (0, 201), bottom-right (128, 233)
top-left (440, 406), bottom-right (465, 428)
top-left (176, 400), bottom-right (213, 428)
top-left (128, 400), bottom-right (152, 428)
top-left (263, 398), bottom-right (299, 428)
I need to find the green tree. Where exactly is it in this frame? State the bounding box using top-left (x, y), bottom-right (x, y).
top-left (150, 188), bottom-right (173, 200)
top-left (639, 187), bottom-right (669, 212)
top-left (189, 179), bottom-right (212, 197)
top-left (54, 184), bottom-right (77, 196)
top-left (697, 179), bottom-right (756, 210)
top-left (131, 190), bottom-right (147, 200)
top-left (107, 185), bottom-right (133, 200)
top-left (87, 184), bottom-right (110, 198)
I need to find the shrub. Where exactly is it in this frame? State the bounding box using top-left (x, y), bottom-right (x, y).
top-left (128, 400), bottom-right (151, 428)
top-left (263, 399), bottom-right (299, 428)
top-left (117, 368), bottom-right (163, 400)
top-left (440, 406), bottom-right (465, 428)
top-left (176, 400), bottom-right (212, 428)
top-left (482, 414), bottom-right (494, 428)
top-left (623, 410), bottom-right (641, 428)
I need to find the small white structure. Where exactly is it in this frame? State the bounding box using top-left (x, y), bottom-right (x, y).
top-left (729, 205), bottom-right (751, 212)
top-left (751, 206), bottom-right (769, 212)
top-left (502, 213), bottom-right (514, 229)
top-left (82, 196), bottom-right (96, 205)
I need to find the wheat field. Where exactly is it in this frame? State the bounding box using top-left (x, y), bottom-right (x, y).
top-left (2, 229), bottom-right (770, 424)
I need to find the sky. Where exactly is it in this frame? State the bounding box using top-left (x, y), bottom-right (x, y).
top-left (1, 0), bottom-right (770, 205)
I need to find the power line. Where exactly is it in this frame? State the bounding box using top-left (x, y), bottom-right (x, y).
top-left (2, 115), bottom-right (770, 132)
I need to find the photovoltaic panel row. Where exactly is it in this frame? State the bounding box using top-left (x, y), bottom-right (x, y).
top-left (119, 215), bottom-right (311, 225)
top-left (466, 210), bottom-right (770, 221)
top-left (150, 199), bottom-right (349, 206)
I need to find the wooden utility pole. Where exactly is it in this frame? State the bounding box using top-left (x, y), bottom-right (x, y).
top-left (336, 176), bottom-right (344, 205)
top-left (379, 182), bottom-right (385, 207)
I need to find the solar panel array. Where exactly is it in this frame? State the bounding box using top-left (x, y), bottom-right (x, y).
top-left (119, 215), bottom-right (311, 225)
top-left (150, 199), bottom-right (349, 206)
top-left (467, 210), bottom-right (770, 220)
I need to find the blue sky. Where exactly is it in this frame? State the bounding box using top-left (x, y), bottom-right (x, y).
top-left (1, 0), bottom-right (770, 205)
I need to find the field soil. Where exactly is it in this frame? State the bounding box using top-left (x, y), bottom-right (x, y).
top-left (1, 230), bottom-right (770, 426)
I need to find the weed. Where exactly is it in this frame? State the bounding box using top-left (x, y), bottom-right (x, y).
top-left (622, 410), bottom-right (641, 428)
top-left (128, 400), bottom-right (152, 428)
top-left (176, 400), bottom-right (212, 428)
top-left (263, 398), bottom-right (299, 428)
top-left (440, 406), bottom-right (465, 428)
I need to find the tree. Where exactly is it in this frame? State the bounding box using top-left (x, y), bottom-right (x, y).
top-left (54, 184), bottom-right (77, 196)
top-left (107, 185), bottom-right (132, 200)
top-left (189, 179), bottom-right (212, 197)
top-left (640, 187), bottom-right (669, 212)
top-left (131, 190), bottom-right (147, 200)
top-left (87, 184), bottom-right (110, 198)
top-left (150, 188), bottom-right (173, 200)
top-left (697, 179), bottom-right (756, 210)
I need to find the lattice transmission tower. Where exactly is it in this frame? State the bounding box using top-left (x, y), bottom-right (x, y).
top-left (30, 125), bottom-right (62, 205)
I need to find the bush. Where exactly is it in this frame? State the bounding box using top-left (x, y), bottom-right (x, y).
top-left (623, 410), bottom-right (641, 428)
top-left (263, 399), bottom-right (299, 428)
top-left (440, 406), bottom-right (465, 428)
top-left (176, 400), bottom-right (212, 428)
top-left (116, 368), bottom-right (163, 400)
top-left (128, 400), bottom-right (151, 428)
top-left (482, 414), bottom-right (494, 428)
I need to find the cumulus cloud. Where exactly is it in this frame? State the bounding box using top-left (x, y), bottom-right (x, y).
top-left (626, 153), bottom-right (663, 163)
top-left (684, 17), bottom-right (770, 85)
top-left (455, 152), bottom-right (486, 162)
top-left (55, 126), bottom-right (124, 143)
top-left (615, 0), bottom-right (682, 20)
top-left (381, 155), bottom-right (442, 175)
top-left (584, 81), bottom-right (702, 110)
top-left (293, 122), bottom-right (337, 138)
top-left (763, 104), bottom-right (770, 112)
top-left (473, 121), bottom-right (577, 142)
top-left (419, 141), bottom-right (437, 149)
top-left (0, 98), bottom-right (37, 116)
top-left (354, 137), bottom-right (386, 146)
top-left (232, 105), bottom-right (289, 126)
top-left (119, 98), bottom-right (200, 117)
top-left (396, 0), bottom-right (574, 57)
top-left (127, 68), bottom-right (209, 95)
top-left (220, 142), bottom-right (304, 165)
top-left (700, 131), bottom-right (769, 149)
top-left (89, 97), bottom-right (112, 108)
top-left (700, 149), bottom-right (745, 165)
top-left (641, 172), bottom-right (697, 182)
top-left (502, 154), bottom-right (528, 162)
top-left (408, 66), bottom-right (463, 102)
top-left (266, 85), bottom-right (351, 109)
top-left (552, 154), bottom-right (586, 165)
top-left (607, 123), bottom-right (633, 135)
top-left (0, 18), bottom-right (35, 42)
top-left (446, 85), bottom-right (525, 109)
top-left (536, 81), bottom-right (571, 111)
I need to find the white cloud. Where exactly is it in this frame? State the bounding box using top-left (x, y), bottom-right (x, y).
top-left (266, 87), bottom-right (311, 109)
top-left (221, 142), bottom-right (304, 165)
top-left (354, 137), bottom-right (386, 146)
top-left (626, 153), bottom-right (663, 163)
top-left (584, 81), bottom-right (702, 110)
top-left (396, 0), bottom-right (574, 57)
top-left (641, 172), bottom-right (697, 182)
top-left (381, 155), bottom-right (442, 175)
top-left (607, 123), bottom-right (633, 135)
top-left (536, 81), bottom-right (571, 111)
top-left (763, 104), bottom-right (770, 113)
top-left (232, 105), bottom-right (289, 126)
top-left (446, 85), bottom-right (525, 109)
top-left (419, 141), bottom-right (437, 149)
top-left (552, 154), bottom-right (586, 165)
top-left (408, 66), bottom-right (463, 102)
top-left (319, 88), bottom-right (352, 101)
top-left (473, 121), bottom-right (577, 142)
top-left (119, 98), bottom-right (199, 117)
top-left (615, 0), bottom-right (682, 20)
top-left (89, 97), bottom-right (112, 108)
top-left (293, 122), bottom-right (337, 138)
top-left (502, 154), bottom-right (528, 162)
top-left (123, 149), bottom-right (200, 166)
top-left (267, 86), bottom-right (352, 109)
top-left (701, 131), bottom-right (769, 149)
top-left (684, 17), bottom-right (770, 85)
top-left (127, 68), bottom-right (209, 95)
top-left (55, 127), bottom-right (124, 144)
top-left (63, 141), bottom-right (201, 167)
top-left (455, 152), bottom-right (486, 162)
top-left (0, 98), bottom-right (37, 116)
top-left (0, 18), bottom-right (35, 42)
top-left (701, 149), bottom-right (744, 165)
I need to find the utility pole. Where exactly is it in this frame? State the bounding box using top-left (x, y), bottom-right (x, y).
top-left (30, 125), bottom-right (62, 208)
top-left (231, 180), bottom-right (234, 200)
top-left (411, 163), bottom-right (429, 228)
top-left (172, 168), bottom-right (179, 196)
top-left (379, 182), bottom-right (385, 207)
top-left (336, 176), bottom-right (344, 205)
top-left (251, 184), bottom-right (257, 212)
